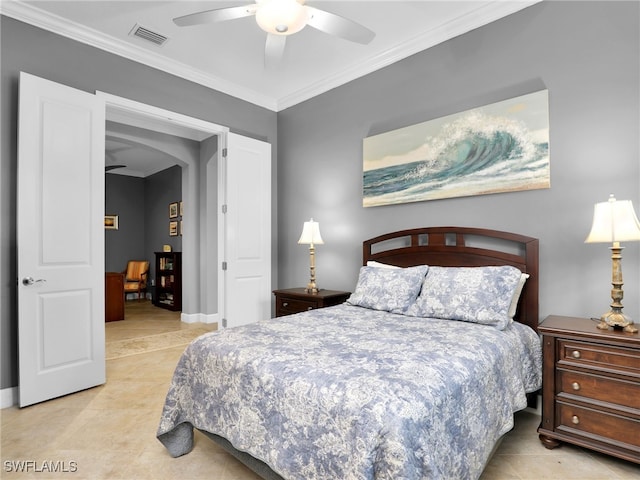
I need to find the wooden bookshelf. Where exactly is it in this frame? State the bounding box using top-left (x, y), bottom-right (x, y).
top-left (153, 252), bottom-right (182, 311)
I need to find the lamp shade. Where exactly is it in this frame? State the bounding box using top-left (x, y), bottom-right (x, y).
top-left (585, 195), bottom-right (640, 244)
top-left (298, 219), bottom-right (324, 245)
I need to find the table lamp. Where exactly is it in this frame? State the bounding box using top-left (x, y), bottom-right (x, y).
top-left (585, 194), bottom-right (640, 333)
top-left (298, 218), bottom-right (323, 293)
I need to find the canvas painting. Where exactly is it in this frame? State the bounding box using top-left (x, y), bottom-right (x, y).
top-left (362, 90), bottom-right (550, 207)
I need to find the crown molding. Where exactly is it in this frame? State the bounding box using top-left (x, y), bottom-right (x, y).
top-left (2, 0), bottom-right (540, 113)
top-left (276, 0), bottom-right (541, 110)
top-left (0, 0), bottom-right (278, 111)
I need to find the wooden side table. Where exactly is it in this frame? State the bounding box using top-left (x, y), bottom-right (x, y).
top-left (105, 272), bottom-right (125, 322)
top-left (273, 288), bottom-right (351, 317)
top-left (537, 315), bottom-right (640, 464)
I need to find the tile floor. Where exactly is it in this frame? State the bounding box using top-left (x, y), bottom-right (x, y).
top-left (2, 301), bottom-right (638, 479)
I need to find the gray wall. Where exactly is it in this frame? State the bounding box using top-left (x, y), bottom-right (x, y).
top-left (277, 2), bottom-right (640, 324)
top-left (0, 16), bottom-right (277, 390)
top-left (144, 165), bottom-right (183, 283)
top-left (105, 166), bottom-right (183, 285)
top-left (105, 174), bottom-right (146, 272)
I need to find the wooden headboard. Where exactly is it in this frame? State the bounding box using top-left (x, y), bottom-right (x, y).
top-left (363, 227), bottom-right (540, 331)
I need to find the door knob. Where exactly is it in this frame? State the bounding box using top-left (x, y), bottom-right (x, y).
top-left (22, 277), bottom-right (46, 286)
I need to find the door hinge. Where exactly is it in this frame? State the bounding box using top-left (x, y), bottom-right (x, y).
top-left (222, 204), bottom-right (227, 214)
top-left (222, 261), bottom-right (227, 270)
top-left (222, 147), bottom-right (227, 157)
top-left (222, 318), bottom-right (227, 328)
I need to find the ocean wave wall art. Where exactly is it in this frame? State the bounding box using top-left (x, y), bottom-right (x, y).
top-left (362, 90), bottom-right (550, 207)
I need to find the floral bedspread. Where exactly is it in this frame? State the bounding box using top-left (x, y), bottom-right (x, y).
top-left (157, 304), bottom-right (541, 480)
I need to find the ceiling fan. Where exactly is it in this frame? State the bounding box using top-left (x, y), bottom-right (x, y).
top-left (173, 0), bottom-right (376, 67)
top-left (105, 151), bottom-right (126, 172)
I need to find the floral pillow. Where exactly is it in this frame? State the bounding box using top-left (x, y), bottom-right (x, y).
top-left (406, 265), bottom-right (524, 330)
top-left (347, 265), bottom-right (428, 313)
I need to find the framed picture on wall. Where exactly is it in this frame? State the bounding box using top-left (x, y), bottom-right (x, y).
top-left (169, 221), bottom-right (178, 236)
top-left (362, 89), bottom-right (550, 207)
top-left (104, 215), bottom-right (118, 230)
top-left (169, 202), bottom-right (179, 218)
top-left (179, 201), bottom-right (183, 216)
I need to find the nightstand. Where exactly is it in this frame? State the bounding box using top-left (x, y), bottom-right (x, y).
top-left (537, 315), bottom-right (640, 464)
top-left (273, 288), bottom-right (351, 317)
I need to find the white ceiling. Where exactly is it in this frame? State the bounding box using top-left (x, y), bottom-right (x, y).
top-left (3, 0), bottom-right (539, 176)
top-left (3, 0), bottom-right (540, 112)
top-left (105, 135), bottom-right (179, 177)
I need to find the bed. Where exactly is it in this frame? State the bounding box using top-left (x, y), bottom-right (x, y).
top-left (157, 226), bottom-right (542, 480)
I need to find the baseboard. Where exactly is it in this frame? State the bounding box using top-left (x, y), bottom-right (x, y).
top-left (180, 312), bottom-right (219, 325)
top-left (200, 313), bottom-right (219, 325)
top-left (1, 387), bottom-right (18, 409)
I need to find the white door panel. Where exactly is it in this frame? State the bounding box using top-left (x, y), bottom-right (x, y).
top-left (224, 133), bottom-right (271, 328)
top-left (18, 72), bottom-right (106, 407)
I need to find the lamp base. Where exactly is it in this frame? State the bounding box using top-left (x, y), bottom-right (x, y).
top-left (596, 310), bottom-right (638, 334)
top-left (305, 282), bottom-right (319, 294)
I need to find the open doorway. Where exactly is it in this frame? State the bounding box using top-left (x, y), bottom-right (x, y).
top-left (99, 91), bottom-right (228, 326)
top-left (104, 124), bottom-right (187, 311)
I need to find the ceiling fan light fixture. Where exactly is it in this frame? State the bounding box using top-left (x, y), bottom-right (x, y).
top-left (255, 0), bottom-right (308, 35)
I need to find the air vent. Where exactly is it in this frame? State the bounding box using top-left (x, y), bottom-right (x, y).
top-left (129, 23), bottom-right (169, 47)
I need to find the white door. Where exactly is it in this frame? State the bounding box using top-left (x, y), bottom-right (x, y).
top-left (18, 72), bottom-right (106, 407)
top-left (223, 133), bottom-right (271, 328)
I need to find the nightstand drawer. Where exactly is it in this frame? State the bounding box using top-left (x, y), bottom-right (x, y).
top-left (557, 401), bottom-right (640, 449)
top-left (277, 296), bottom-right (316, 315)
top-left (538, 315), bottom-right (640, 464)
top-left (558, 339), bottom-right (640, 375)
top-left (557, 368), bottom-right (640, 410)
top-left (273, 288), bottom-right (351, 318)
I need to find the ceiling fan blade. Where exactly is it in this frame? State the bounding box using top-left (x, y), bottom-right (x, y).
top-left (265, 34), bottom-right (286, 69)
top-left (305, 6), bottom-right (375, 45)
top-left (173, 4), bottom-right (257, 27)
top-left (105, 165), bottom-right (126, 172)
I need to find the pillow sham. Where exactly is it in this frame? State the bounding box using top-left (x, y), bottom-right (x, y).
top-left (347, 265), bottom-right (428, 313)
top-left (508, 273), bottom-right (529, 319)
top-left (366, 260), bottom-right (401, 269)
top-left (406, 265), bottom-right (524, 330)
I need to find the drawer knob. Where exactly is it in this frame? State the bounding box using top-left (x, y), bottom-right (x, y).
top-left (282, 302), bottom-right (289, 307)
top-left (572, 382), bottom-right (580, 391)
top-left (571, 350), bottom-right (581, 359)
top-left (571, 415), bottom-right (580, 425)
top-left (307, 306), bottom-right (313, 310)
